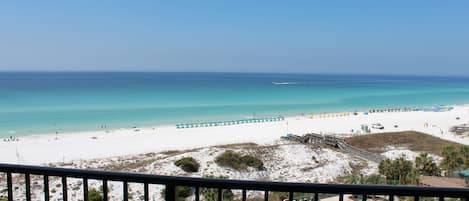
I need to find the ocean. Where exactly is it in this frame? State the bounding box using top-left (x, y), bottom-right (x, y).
top-left (1, 72), bottom-right (469, 137)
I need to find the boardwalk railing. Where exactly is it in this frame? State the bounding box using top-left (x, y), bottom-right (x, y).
top-left (1, 163), bottom-right (468, 201)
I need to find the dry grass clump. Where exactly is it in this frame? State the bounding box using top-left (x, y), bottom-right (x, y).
top-left (215, 150), bottom-right (264, 170)
top-left (345, 131), bottom-right (463, 155)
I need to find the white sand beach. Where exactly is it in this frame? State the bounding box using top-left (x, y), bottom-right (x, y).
top-left (1, 105), bottom-right (469, 165)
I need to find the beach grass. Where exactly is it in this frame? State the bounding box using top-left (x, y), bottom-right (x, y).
top-left (345, 131), bottom-right (464, 155)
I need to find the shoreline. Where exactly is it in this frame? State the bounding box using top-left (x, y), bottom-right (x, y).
top-left (1, 104), bottom-right (468, 165)
top-left (3, 103), bottom-right (465, 138)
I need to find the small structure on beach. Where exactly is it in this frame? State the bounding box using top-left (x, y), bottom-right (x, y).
top-left (450, 124), bottom-right (469, 136)
top-left (176, 116), bottom-right (285, 129)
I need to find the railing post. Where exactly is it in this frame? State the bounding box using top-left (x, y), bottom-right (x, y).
top-left (242, 189), bottom-right (247, 201)
top-left (83, 178), bottom-right (89, 201)
top-left (7, 172), bottom-right (13, 201)
top-left (165, 183), bottom-right (175, 201)
top-left (195, 186), bottom-right (200, 201)
top-left (62, 176), bottom-right (68, 201)
top-left (144, 183), bottom-right (149, 201)
top-left (217, 188), bottom-right (222, 201)
top-left (25, 173), bottom-right (31, 201)
top-left (44, 175), bottom-right (49, 201)
top-left (103, 179), bottom-right (108, 201)
top-left (123, 181), bottom-right (128, 201)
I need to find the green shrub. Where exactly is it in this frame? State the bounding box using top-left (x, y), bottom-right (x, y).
top-left (240, 155), bottom-right (264, 170)
top-left (88, 188), bottom-right (103, 201)
top-left (215, 150), bottom-right (264, 170)
top-left (201, 187), bottom-right (234, 201)
top-left (201, 175), bottom-right (234, 201)
top-left (215, 150), bottom-right (245, 170)
top-left (378, 157), bottom-right (419, 185)
top-left (175, 157), bottom-right (200, 172)
top-left (176, 186), bottom-right (192, 198)
top-left (160, 186), bottom-right (193, 201)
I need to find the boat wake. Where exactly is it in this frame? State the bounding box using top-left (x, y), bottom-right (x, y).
top-left (272, 82), bottom-right (299, 85)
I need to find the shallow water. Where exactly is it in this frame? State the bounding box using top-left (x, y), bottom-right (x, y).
top-left (1, 72), bottom-right (469, 136)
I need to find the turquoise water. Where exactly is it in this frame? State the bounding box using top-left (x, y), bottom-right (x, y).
top-left (1, 72), bottom-right (469, 137)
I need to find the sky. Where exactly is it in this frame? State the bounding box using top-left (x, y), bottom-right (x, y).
top-left (0, 1), bottom-right (468, 75)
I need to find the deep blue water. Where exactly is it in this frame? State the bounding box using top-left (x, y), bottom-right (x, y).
top-left (1, 72), bottom-right (469, 136)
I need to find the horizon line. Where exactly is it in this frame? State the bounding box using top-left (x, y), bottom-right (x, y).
top-left (0, 70), bottom-right (468, 78)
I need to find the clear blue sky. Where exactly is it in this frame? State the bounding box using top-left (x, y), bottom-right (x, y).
top-left (1, 1), bottom-right (468, 75)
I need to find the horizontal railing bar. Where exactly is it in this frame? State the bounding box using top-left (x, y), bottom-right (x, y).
top-left (1, 163), bottom-right (468, 197)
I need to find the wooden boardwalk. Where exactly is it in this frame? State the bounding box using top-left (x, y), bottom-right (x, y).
top-left (282, 133), bottom-right (384, 163)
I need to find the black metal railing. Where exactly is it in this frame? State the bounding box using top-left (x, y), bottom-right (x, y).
top-left (1, 163), bottom-right (468, 201)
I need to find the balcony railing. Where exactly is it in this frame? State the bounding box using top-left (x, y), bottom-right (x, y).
top-left (0, 163), bottom-right (468, 201)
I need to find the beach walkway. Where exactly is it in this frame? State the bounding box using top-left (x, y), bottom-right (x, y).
top-left (282, 133), bottom-right (384, 163)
